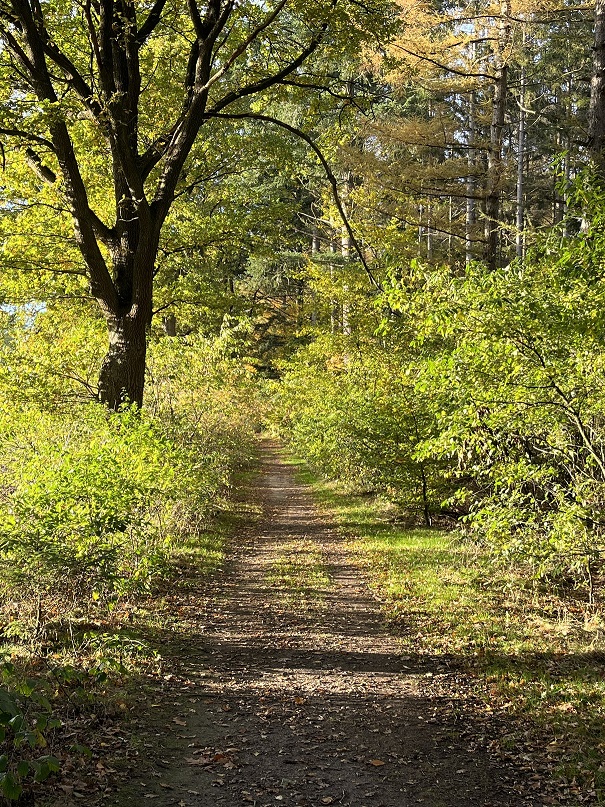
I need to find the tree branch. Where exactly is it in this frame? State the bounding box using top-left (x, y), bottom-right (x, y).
top-left (209, 111), bottom-right (382, 291)
top-left (207, 15), bottom-right (334, 117)
top-left (40, 40), bottom-right (103, 119)
top-left (25, 147), bottom-right (56, 183)
top-left (136, 0), bottom-right (169, 45)
top-left (198, 0), bottom-right (289, 98)
top-left (0, 128), bottom-right (55, 150)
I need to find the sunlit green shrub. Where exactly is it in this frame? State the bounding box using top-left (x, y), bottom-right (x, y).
top-left (0, 403), bottom-right (224, 600)
top-left (0, 667), bottom-right (61, 802)
top-left (270, 334), bottom-right (448, 524)
top-left (382, 184), bottom-right (605, 586)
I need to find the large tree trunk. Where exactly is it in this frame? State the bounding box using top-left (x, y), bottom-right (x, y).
top-left (97, 237), bottom-right (156, 409)
top-left (98, 310), bottom-right (149, 409)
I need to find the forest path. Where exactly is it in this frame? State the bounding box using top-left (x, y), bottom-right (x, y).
top-left (110, 440), bottom-right (534, 807)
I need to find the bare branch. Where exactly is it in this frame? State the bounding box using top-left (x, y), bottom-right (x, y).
top-left (41, 40), bottom-right (103, 118)
top-left (136, 0), bottom-right (169, 44)
top-left (207, 16), bottom-right (333, 116)
top-left (391, 43), bottom-right (493, 81)
top-left (0, 128), bottom-right (55, 150)
top-left (198, 0), bottom-right (289, 97)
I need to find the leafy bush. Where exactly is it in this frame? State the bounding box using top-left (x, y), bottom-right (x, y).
top-left (0, 667), bottom-right (60, 802)
top-left (0, 332), bottom-right (261, 606)
top-left (380, 190), bottom-right (605, 587)
top-left (270, 334), bottom-right (448, 524)
top-left (274, 182), bottom-right (605, 591)
top-left (0, 404), bottom-right (208, 600)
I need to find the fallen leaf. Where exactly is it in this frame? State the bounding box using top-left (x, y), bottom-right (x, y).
top-left (369, 759), bottom-right (385, 767)
top-left (185, 756), bottom-right (212, 766)
top-left (173, 718), bottom-right (187, 726)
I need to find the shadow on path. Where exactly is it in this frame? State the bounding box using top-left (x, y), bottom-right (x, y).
top-left (108, 440), bottom-right (540, 807)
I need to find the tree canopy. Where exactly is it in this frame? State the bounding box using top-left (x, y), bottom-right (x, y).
top-left (0, 0), bottom-right (394, 406)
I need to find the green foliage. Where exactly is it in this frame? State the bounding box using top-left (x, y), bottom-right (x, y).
top-left (0, 404), bottom-right (195, 599)
top-left (0, 303), bottom-right (105, 408)
top-left (275, 180), bottom-right (605, 589)
top-left (0, 666), bottom-right (61, 802)
top-left (270, 333), bottom-right (447, 523)
top-left (0, 326), bottom-right (261, 606)
top-left (382, 199), bottom-right (605, 583)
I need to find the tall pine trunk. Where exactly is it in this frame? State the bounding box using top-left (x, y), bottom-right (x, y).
top-left (589, 0), bottom-right (605, 171)
top-left (484, 1), bottom-right (511, 270)
top-left (466, 87), bottom-right (477, 265)
top-left (516, 59), bottom-right (526, 259)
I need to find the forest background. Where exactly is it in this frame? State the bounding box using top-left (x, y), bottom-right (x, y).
top-left (0, 0), bottom-right (605, 802)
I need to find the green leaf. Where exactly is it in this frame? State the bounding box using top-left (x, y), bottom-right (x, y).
top-left (32, 760), bottom-right (51, 782)
top-left (16, 760), bottom-right (30, 778)
top-left (21, 679), bottom-right (37, 697)
top-left (38, 755), bottom-right (60, 773)
top-left (1, 773), bottom-right (22, 800)
top-left (8, 715), bottom-right (24, 732)
top-left (0, 689), bottom-right (18, 718)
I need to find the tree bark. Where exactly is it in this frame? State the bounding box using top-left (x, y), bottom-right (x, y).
top-left (589, 0), bottom-right (605, 172)
top-left (466, 87), bottom-right (477, 265)
top-left (516, 59), bottom-right (526, 260)
top-left (98, 310), bottom-right (149, 409)
top-left (163, 314), bottom-right (177, 337)
top-left (484, 1), bottom-right (511, 270)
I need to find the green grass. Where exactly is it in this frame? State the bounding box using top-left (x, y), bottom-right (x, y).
top-left (287, 454), bottom-right (605, 804)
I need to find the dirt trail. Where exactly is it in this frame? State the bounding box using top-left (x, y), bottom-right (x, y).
top-left (110, 441), bottom-right (536, 807)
